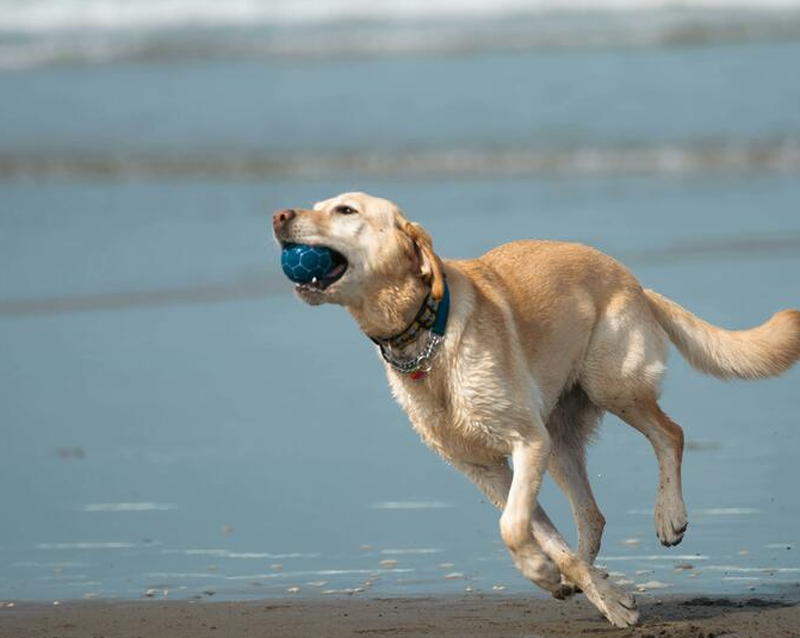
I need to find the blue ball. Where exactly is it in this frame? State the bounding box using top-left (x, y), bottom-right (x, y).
top-left (281, 243), bottom-right (334, 283)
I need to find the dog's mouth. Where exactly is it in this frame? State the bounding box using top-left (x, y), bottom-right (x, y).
top-left (282, 241), bottom-right (349, 292)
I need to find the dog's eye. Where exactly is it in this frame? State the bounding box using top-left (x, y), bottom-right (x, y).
top-left (334, 205), bottom-right (357, 215)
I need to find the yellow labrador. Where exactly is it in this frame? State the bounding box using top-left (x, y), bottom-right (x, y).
top-left (272, 192), bottom-right (800, 627)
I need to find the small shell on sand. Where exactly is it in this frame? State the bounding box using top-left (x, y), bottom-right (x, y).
top-left (443, 572), bottom-right (465, 580)
top-left (636, 580), bottom-right (671, 592)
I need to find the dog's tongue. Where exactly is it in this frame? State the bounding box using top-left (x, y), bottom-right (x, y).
top-left (324, 262), bottom-right (347, 282)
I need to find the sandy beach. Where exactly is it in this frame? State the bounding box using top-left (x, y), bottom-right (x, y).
top-left (2, 595), bottom-right (799, 638)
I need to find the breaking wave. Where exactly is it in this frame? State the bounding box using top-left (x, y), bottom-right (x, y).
top-left (1, 1), bottom-right (800, 69)
top-left (2, 1), bottom-right (800, 33)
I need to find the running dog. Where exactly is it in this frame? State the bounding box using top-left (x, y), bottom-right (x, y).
top-left (272, 192), bottom-right (800, 627)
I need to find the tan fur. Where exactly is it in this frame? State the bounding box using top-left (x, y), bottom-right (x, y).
top-left (645, 290), bottom-right (800, 379)
top-left (273, 192), bottom-right (800, 628)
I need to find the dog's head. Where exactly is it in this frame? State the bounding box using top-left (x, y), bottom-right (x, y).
top-left (272, 192), bottom-right (443, 309)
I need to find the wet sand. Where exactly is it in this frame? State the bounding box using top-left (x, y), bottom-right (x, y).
top-left (2, 595), bottom-right (799, 638)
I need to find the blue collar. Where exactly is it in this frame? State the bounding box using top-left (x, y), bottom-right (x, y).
top-left (430, 280), bottom-right (450, 338)
top-left (370, 280), bottom-right (450, 350)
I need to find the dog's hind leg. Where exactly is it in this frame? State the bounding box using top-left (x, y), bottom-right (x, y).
top-left (546, 386), bottom-right (605, 565)
top-left (612, 400), bottom-right (687, 547)
top-left (580, 292), bottom-right (686, 546)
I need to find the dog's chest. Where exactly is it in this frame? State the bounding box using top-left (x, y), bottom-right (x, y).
top-left (387, 367), bottom-right (520, 464)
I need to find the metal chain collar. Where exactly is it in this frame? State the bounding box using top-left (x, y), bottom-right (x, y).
top-left (379, 331), bottom-right (444, 375)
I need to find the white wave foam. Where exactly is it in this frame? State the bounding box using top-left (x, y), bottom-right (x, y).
top-left (36, 541), bottom-right (136, 550)
top-left (11, 561), bottom-right (89, 567)
top-left (82, 502), bottom-right (177, 512)
top-left (1, 0), bottom-right (800, 34)
top-left (225, 567), bottom-right (414, 581)
top-left (226, 551), bottom-right (320, 559)
top-left (165, 548), bottom-right (230, 556)
top-left (370, 500), bottom-right (454, 509)
top-left (600, 554), bottom-right (709, 561)
top-left (160, 548), bottom-right (320, 559)
top-left (695, 507), bottom-right (761, 515)
top-left (628, 506), bottom-right (762, 516)
top-left (722, 576), bottom-right (763, 581)
top-left (705, 565), bottom-right (800, 572)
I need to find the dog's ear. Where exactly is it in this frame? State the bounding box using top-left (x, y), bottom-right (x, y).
top-left (398, 219), bottom-right (445, 300)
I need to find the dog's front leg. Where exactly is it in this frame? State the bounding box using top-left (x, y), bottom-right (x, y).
top-left (492, 438), bottom-right (567, 595)
top-left (454, 458), bottom-right (563, 595)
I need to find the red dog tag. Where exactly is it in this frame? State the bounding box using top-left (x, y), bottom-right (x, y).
top-left (409, 370), bottom-right (427, 381)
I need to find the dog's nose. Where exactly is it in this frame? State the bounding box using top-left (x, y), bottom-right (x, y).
top-left (272, 208), bottom-right (296, 231)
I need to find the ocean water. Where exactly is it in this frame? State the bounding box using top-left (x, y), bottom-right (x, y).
top-left (1, 0), bottom-right (799, 604)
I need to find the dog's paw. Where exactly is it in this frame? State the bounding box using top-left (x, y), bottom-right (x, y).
top-left (551, 584), bottom-right (577, 600)
top-left (581, 569), bottom-right (639, 628)
top-left (551, 575), bottom-right (580, 600)
top-left (655, 493), bottom-right (688, 547)
top-left (512, 549), bottom-right (563, 593)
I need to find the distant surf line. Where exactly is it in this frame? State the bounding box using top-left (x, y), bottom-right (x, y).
top-left (1, 140), bottom-right (799, 181)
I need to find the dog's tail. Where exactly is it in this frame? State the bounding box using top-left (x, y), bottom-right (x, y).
top-left (644, 289), bottom-right (800, 380)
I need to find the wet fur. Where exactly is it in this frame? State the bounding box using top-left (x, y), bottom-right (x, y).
top-left (273, 192), bottom-right (800, 628)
